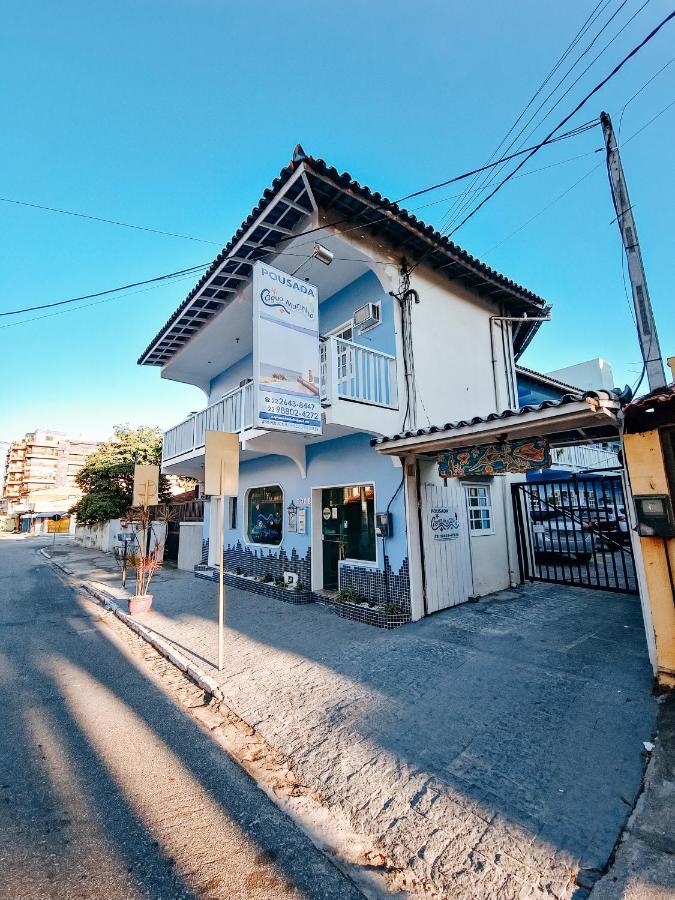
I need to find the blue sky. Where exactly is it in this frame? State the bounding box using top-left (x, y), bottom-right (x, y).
top-left (2, 0), bottom-right (674, 442)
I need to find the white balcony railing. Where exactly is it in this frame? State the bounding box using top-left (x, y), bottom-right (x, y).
top-left (551, 444), bottom-right (619, 471)
top-left (321, 337), bottom-right (398, 409)
top-left (163, 382), bottom-right (254, 462)
top-left (163, 340), bottom-right (398, 464)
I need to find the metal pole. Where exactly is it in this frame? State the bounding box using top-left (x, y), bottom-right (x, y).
top-left (600, 111), bottom-right (666, 391)
top-left (218, 457), bottom-right (225, 672)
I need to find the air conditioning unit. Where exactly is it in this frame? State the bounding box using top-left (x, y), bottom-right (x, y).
top-left (353, 302), bottom-right (380, 330)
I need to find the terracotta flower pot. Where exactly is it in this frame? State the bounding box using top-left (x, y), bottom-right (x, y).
top-left (128, 593), bottom-right (153, 614)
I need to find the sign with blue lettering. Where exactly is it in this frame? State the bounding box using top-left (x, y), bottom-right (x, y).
top-left (252, 261), bottom-right (322, 435)
top-left (429, 507), bottom-right (460, 541)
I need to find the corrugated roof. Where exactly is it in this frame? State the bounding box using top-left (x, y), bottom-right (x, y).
top-left (371, 391), bottom-right (617, 447)
top-left (139, 149), bottom-right (549, 367)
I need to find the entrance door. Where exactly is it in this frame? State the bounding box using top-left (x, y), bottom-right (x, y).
top-left (321, 485), bottom-right (375, 591)
top-left (419, 477), bottom-right (474, 613)
top-left (165, 520), bottom-right (180, 563)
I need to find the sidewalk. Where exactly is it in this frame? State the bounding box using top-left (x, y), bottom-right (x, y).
top-left (45, 541), bottom-right (659, 898)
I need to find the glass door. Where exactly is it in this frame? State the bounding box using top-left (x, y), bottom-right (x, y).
top-left (321, 485), bottom-right (375, 591)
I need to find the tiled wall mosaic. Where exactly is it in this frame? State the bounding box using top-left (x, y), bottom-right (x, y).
top-left (201, 539), bottom-right (410, 614)
top-left (338, 555), bottom-right (411, 614)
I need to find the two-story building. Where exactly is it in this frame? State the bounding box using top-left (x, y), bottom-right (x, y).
top-left (139, 147), bottom-right (557, 623)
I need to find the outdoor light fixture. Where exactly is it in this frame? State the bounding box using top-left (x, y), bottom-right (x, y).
top-left (287, 500), bottom-right (298, 532)
top-left (313, 242), bottom-right (334, 266)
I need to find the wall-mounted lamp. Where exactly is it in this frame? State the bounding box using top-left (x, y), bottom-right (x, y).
top-left (313, 242), bottom-right (334, 266)
top-left (287, 500), bottom-right (298, 532)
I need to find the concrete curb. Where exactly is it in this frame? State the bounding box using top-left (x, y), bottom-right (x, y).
top-left (38, 548), bottom-right (225, 703)
top-left (81, 582), bottom-right (226, 703)
top-left (39, 547), bottom-right (74, 576)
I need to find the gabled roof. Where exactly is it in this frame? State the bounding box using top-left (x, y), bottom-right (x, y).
top-left (139, 148), bottom-right (550, 367)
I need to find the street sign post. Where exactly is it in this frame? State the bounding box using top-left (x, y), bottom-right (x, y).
top-left (204, 432), bottom-right (239, 672)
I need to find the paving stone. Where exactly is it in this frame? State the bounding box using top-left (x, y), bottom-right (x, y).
top-left (60, 546), bottom-right (656, 898)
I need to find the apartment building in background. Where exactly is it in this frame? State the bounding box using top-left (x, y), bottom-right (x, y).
top-left (2, 430), bottom-right (99, 532)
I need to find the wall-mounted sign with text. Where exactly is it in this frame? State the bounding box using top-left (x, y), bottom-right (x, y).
top-left (429, 507), bottom-right (460, 541)
top-left (252, 261), bottom-right (322, 435)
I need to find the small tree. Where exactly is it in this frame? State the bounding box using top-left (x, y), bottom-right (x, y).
top-left (70, 425), bottom-right (172, 525)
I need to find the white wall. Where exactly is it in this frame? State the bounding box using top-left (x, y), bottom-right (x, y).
top-left (75, 519), bottom-right (122, 552)
top-left (407, 267), bottom-right (514, 427)
top-left (547, 358), bottom-right (614, 392)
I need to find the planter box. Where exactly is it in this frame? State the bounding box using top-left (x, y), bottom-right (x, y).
top-left (128, 593), bottom-right (153, 614)
top-left (194, 569), bottom-right (314, 605)
top-left (334, 600), bottom-right (411, 629)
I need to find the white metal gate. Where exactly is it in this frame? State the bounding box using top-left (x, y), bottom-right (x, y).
top-left (420, 478), bottom-right (474, 613)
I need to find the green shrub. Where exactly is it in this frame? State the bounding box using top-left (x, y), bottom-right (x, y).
top-left (336, 587), bottom-right (364, 605)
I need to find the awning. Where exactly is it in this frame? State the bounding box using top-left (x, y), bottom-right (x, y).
top-left (20, 512), bottom-right (69, 520)
top-left (372, 391), bottom-right (622, 457)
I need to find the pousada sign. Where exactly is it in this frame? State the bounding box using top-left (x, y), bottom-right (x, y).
top-left (252, 261), bottom-right (322, 436)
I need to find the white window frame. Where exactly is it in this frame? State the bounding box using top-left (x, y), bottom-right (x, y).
top-left (243, 483), bottom-right (284, 548)
top-left (464, 483), bottom-right (494, 536)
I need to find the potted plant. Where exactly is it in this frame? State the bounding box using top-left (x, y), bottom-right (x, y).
top-left (123, 505), bottom-right (168, 614)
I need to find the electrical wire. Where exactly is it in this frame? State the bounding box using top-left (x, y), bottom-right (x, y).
top-left (439, 0), bottom-right (611, 231)
top-left (482, 95), bottom-right (675, 253)
top-left (439, 10), bottom-right (675, 244)
top-left (0, 274), bottom-right (200, 331)
top-left (0, 196), bottom-right (221, 244)
top-left (440, 0), bottom-right (636, 233)
top-left (618, 53), bottom-right (675, 134)
top-left (0, 263), bottom-right (210, 317)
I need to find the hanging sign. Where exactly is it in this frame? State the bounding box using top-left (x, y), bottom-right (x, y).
top-left (252, 261), bottom-right (322, 435)
top-left (438, 438), bottom-right (551, 478)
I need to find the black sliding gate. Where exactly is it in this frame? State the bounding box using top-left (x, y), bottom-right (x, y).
top-left (512, 475), bottom-right (637, 594)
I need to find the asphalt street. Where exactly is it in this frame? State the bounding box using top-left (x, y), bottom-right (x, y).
top-left (0, 537), bottom-right (364, 900)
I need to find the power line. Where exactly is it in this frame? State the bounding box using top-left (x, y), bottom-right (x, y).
top-left (0, 125), bottom-right (596, 322)
top-left (0, 275), bottom-right (200, 331)
top-left (440, 0), bottom-right (635, 233)
top-left (482, 95), bottom-right (675, 253)
top-left (439, 10), bottom-right (675, 243)
top-left (271, 122), bottom-right (597, 252)
top-left (439, 0), bottom-right (612, 231)
top-left (618, 53), bottom-right (675, 134)
top-left (0, 196), bottom-right (221, 244)
top-left (0, 263), bottom-right (210, 317)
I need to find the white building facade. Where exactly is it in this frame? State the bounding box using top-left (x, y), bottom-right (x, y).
top-left (139, 148), bottom-right (551, 625)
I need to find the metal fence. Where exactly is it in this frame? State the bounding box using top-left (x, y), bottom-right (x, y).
top-left (511, 475), bottom-right (637, 594)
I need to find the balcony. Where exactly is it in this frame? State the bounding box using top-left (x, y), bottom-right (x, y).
top-left (551, 444), bottom-right (619, 472)
top-left (162, 340), bottom-right (399, 471)
top-left (163, 382), bottom-right (254, 463)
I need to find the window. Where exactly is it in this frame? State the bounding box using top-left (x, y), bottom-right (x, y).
top-left (229, 496), bottom-right (238, 530)
top-left (465, 485), bottom-right (493, 534)
top-left (246, 485), bottom-right (283, 545)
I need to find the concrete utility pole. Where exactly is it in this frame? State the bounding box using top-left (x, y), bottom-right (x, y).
top-left (601, 111), bottom-right (667, 391)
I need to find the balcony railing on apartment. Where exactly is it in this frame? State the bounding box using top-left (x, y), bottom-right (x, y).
top-left (320, 337), bottom-right (398, 409)
top-left (551, 444), bottom-right (619, 471)
top-left (163, 382), bottom-right (254, 461)
top-left (162, 340), bottom-right (398, 464)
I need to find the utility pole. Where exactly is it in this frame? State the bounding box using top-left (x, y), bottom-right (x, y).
top-left (601, 111), bottom-right (666, 391)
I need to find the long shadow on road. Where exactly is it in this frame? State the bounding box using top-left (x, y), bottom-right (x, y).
top-left (0, 542), bottom-right (363, 900)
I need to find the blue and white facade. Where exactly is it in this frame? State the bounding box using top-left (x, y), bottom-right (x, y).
top-left (140, 150), bottom-right (551, 621)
